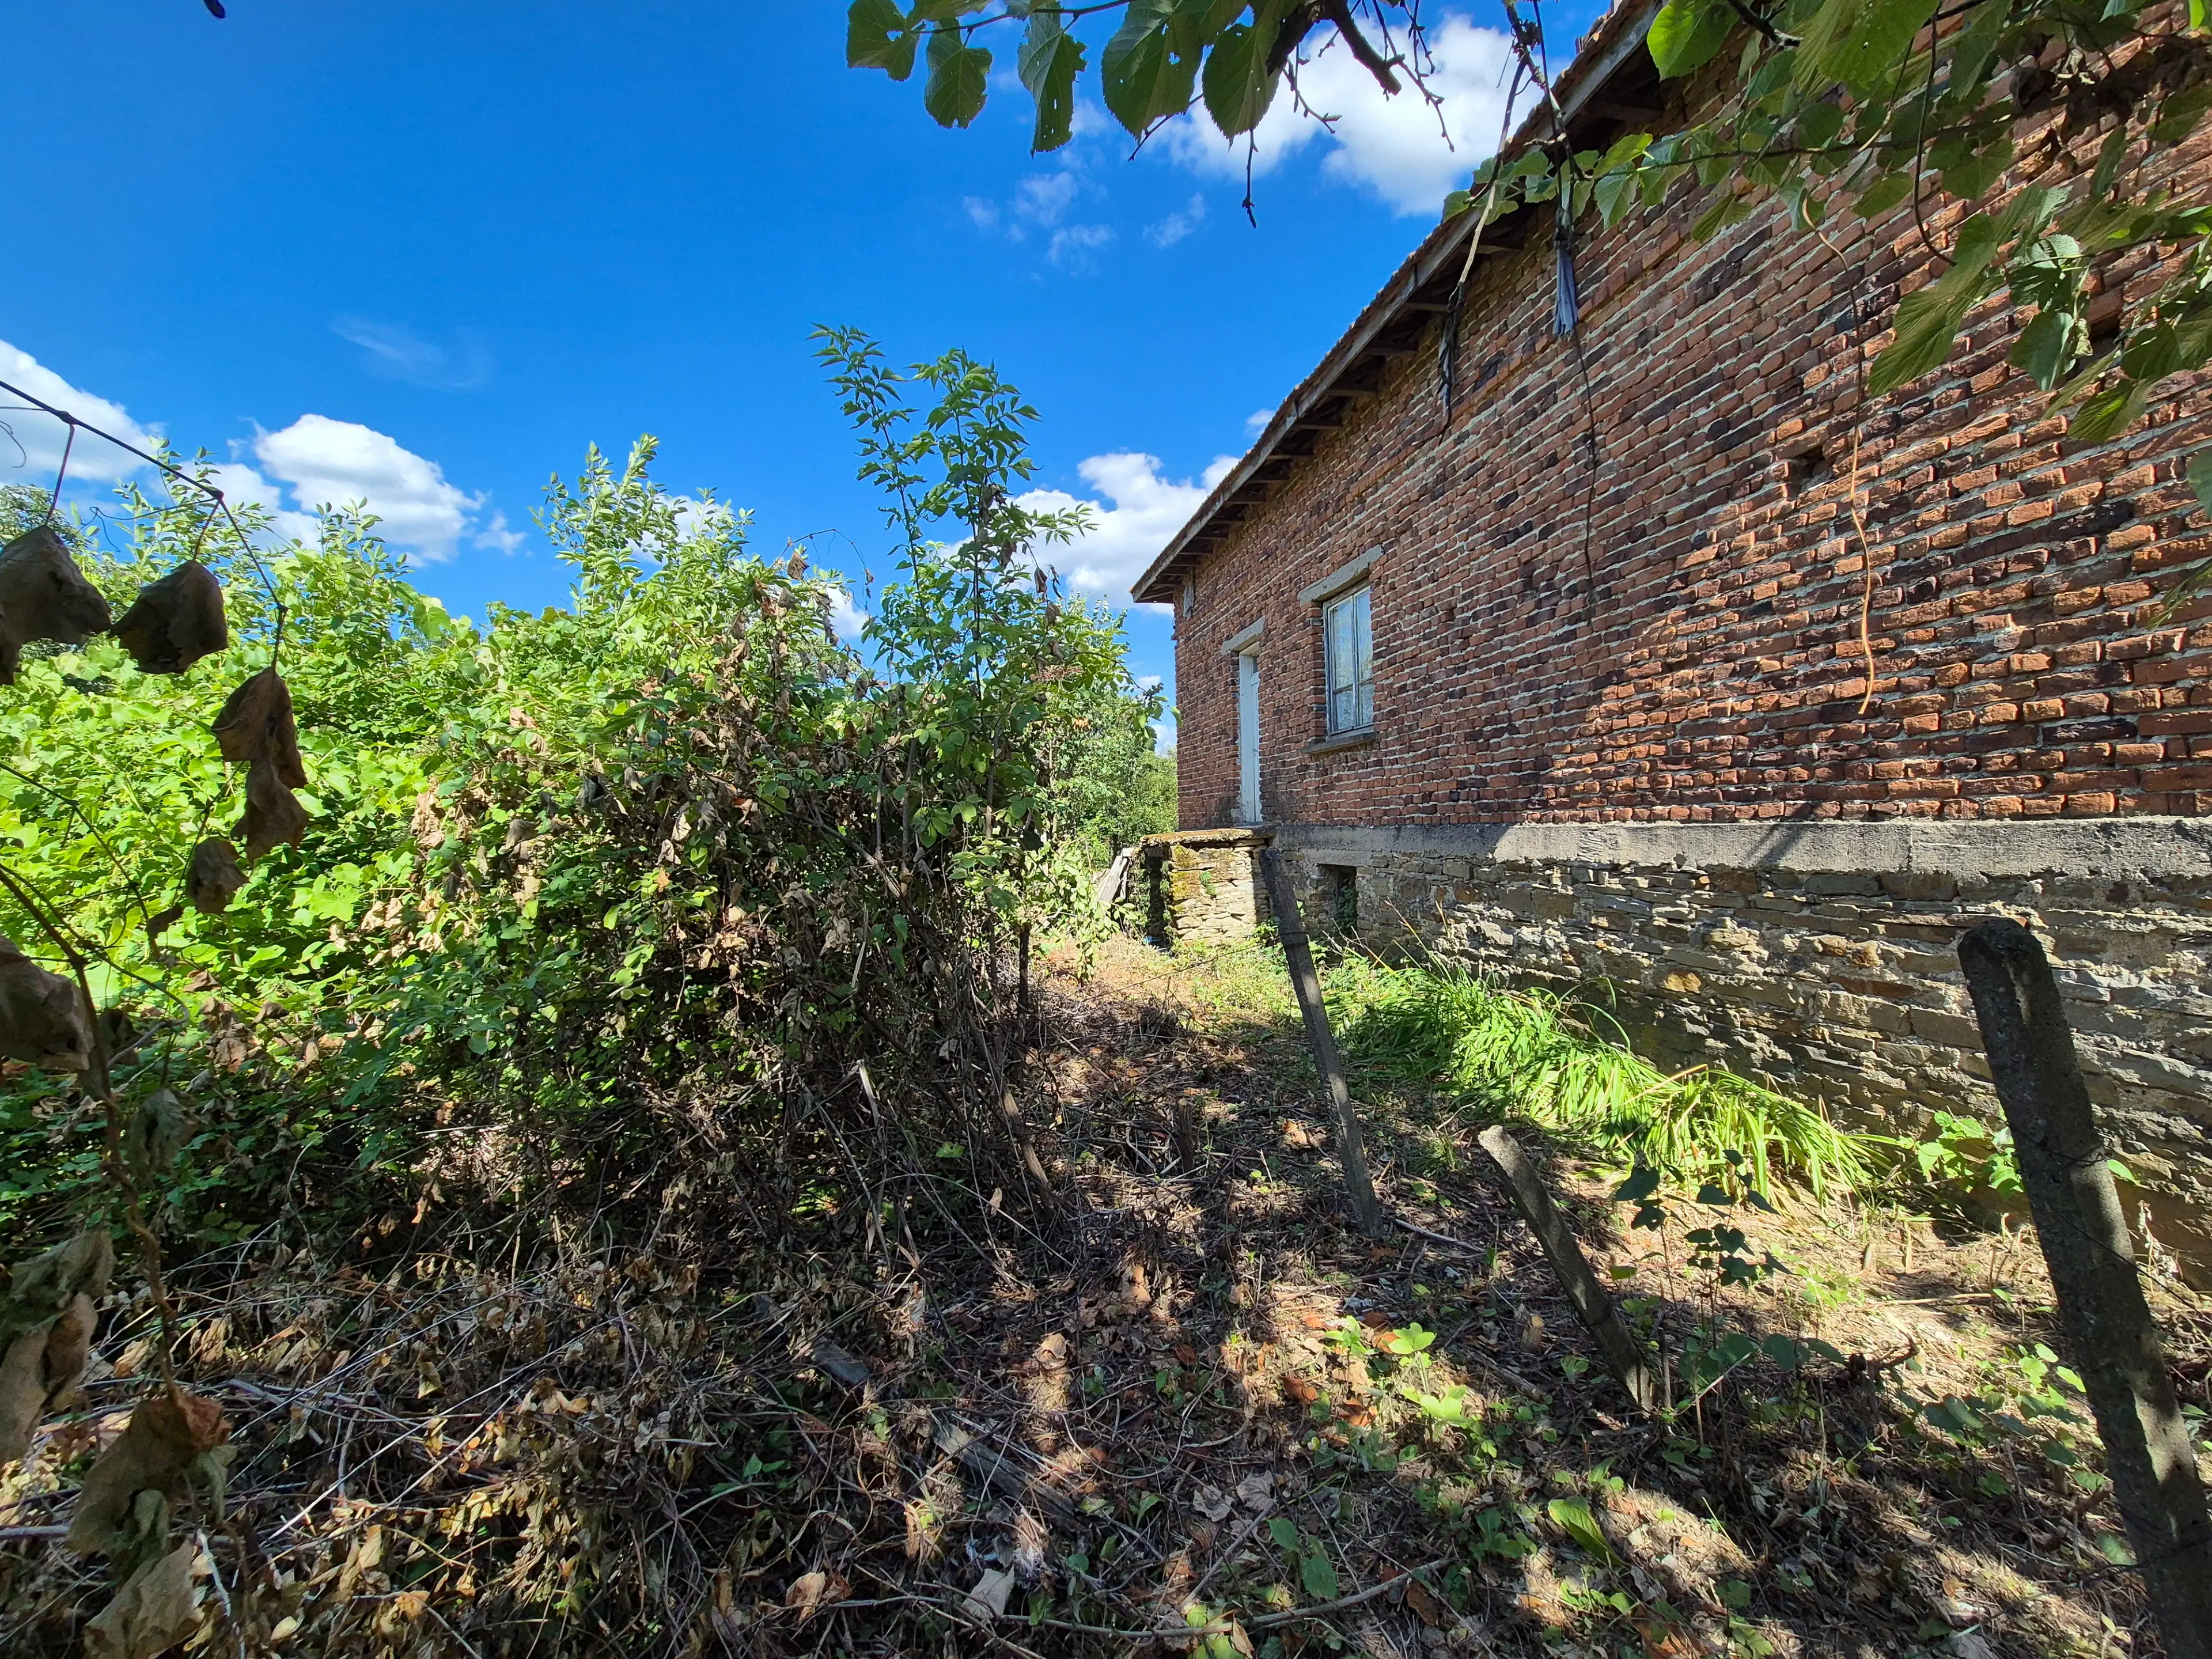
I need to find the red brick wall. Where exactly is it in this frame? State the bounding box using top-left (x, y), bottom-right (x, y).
top-left (1173, 115), bottom-right (2212, 831)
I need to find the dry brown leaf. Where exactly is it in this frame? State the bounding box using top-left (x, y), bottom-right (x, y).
top-left (211, 668), bottom-right (305, 786)
top-left (1402, 1576), bottom-right (1446, 1627)
top-left (0, 1330), bottom-right (44, 1465)
top-left (43, 1293), bottom-right (96, 1407)
top-left (0, 935), bottom-right (89, 1071)
top-left (238, 759), bottom-right (307, 861)
top-left (957, 1566), bottom-right (1014, 1624)
top-left (185, 839), bottom-right (247, 914)
top-left (0, 525), bottom-right (112, 683)
top-left (785, 1567), bottom-right (850, 1622)
top-left (84, 1539), bottom-right (203, 1659)
top-left (67, 1389), bottom-right (230, 1555)
top-left (112, 561), bottom-right (227, 676)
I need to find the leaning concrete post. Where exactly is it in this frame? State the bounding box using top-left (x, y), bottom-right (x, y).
top-left (1256, 846), bottom-right (1385, 1238)
top-left (1959, 918), bottom-right (2212, 1657)
top-left (1476, 1125), bottom-right (1657, 1415)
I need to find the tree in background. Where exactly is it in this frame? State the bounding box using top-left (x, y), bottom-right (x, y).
top-left (850, 0), bottom-right (2210, 485)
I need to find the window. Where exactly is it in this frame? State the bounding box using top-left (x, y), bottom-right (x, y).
top-left (1324, 585), bottom-right (1373, 734)
top-left (1320, 864), bottom-right (1358, 931)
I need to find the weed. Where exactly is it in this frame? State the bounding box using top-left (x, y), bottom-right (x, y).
top-left (1332, 958), bottom-right (1881, 1198)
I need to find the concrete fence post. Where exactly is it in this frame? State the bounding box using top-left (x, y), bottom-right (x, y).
top-left (1958, 918), bottom-right (2212, 1658)
top-left (1256, 846), bottom-right (1385, 1238)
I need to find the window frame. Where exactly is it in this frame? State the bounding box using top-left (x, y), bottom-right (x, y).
top-left (1323, 583), bottom-right (1374, 736)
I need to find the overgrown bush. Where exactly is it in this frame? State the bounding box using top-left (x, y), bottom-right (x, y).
top-left (0, 334), bottom-right (1161, 1256)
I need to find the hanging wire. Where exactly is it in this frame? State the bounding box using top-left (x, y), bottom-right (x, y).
top-left (44, 422), bottom-right (75, 525)
top-left (0, 376), bottom-right (283, 613)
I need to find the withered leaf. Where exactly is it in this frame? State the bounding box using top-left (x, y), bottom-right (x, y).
top-left (0, 1230), bottom-right (111, 1466)
top-left (3, 1229), bottom-right (113, 1339)
top-left (210, 668), bottom-right (305, 787)
top-left (126, 1090), bottom-right (191, 1184)
top-left (185, 839), bottom-right (247, 914)
top-left (143, 905), bottom-right (184, 953)
top-left (0, 1330), bottom-right (43, 1466)
top-left (67, 1388), bottom-right (229, 1555)
top-left (0, 526), bottom-right (112, 684)
top-left (238, 759), bottom-right (307, 860)
top-left (0, 934), bottom-right (89, 1071)
top-left (112, 561), bottom-right (227, 675)
top-left (1, 1291), bottom-right (100, 1461)
top-left (42, 1293), bottom-right (95, 1405)
top-left (84, 1538), bottom-right (203, 1659)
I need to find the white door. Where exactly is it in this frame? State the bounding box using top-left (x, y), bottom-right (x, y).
top-left (1237, 649), bottom-right (1260, 824)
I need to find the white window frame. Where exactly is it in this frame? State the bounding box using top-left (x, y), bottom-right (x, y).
top-left (1323, 584), bottom-right (1373, 736)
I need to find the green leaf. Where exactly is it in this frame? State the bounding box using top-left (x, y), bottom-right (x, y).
top-left (2068, 380), bottom-right (2149, 444)
top-left (2154, 85), bottom-right (2212, 147)
top-left (1761, 1333), bottom-right (1804, 1371)
top-left (1691, 191), bottom-right (1753, 239)
top-left (1612, 1164), bottom-right (1660, 1203)
top-left (1868, 193), bottom-right (2058, 393)
top-left (1694, 1181), bottom-right (1734, 1206)
top-left (1267, 1515), bottom-right (1300, 1552)
top-left (846, 0), bottom-right (917, 79)
top-left (1853, 170), bottom-right (1914, 217)
top-left (1103, 0), bottom-right (1199, 135)
top-left (2011, 306), bottom-right (2080, 390)
top-left (1944, 0), bottom-right (2009, 102)
top-left (1649, 0), bottom-right (1734, 77)
top-left (1018, 13), bottom-right (1087, 152)
top-left (1201, 17), bottom-right (1281, 137)
top-left (1547, 1497), bottom-right (1615, 1562)
top-left (2188, 449), bottom-right (2212, 518)
top-left (1796, 99), bottom-right (1846, 150)
top-left (923, 25), bottom-right (993, 127)
top-left (1300, 1550), bottom-right (1339, 1600)
top-left (1940, 135), bottom-right (2013, 202)
top-left (1797, 0), bottom-right (1938, 91)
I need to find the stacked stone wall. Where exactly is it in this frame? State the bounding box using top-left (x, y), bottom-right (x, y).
top-left (1275, 818), bottom-right (2212, 1275)
top-left (1140, 828), bottom-right (1273, 949)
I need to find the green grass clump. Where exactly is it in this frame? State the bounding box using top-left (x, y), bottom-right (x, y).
top-left (1329, 957), bottom-right (1881, 1202)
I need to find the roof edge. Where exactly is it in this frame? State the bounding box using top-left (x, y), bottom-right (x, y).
top-left (1131, 1), bottom-right (1663, 606)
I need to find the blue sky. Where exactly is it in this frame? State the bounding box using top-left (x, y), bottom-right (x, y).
top-left (2, 0), bottom-right (1601, 737)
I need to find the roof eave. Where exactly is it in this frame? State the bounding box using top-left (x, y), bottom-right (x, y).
top-left (1130, 1), bottom-right (1664, 607)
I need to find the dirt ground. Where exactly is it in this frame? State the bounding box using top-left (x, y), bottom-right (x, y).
top-left (2, 934), bottom-right (2204, 1657)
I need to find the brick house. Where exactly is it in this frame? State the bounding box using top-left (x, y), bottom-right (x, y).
top-left (1131, 5), bottom-right (2212, 1270)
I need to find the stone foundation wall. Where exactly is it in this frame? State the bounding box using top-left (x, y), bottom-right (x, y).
top-left (1140, 828), bottom-right (1274, 949)
top-left (1272, 817), bottom-right (2212, 1276)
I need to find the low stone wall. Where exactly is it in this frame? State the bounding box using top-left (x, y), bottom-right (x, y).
top-left (1273, 817), bottom-right (2212, 1278)
top-left (1140, 828), bottom-right (1273, 948)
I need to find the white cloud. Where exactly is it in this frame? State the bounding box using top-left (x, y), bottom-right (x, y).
top-left (964, 196), bottom-right (1001, 231)
top-left (1244, 406), bottom-right (1277, 437)
top-left (1018, 450), bottom-right (1236, 603)
top-left (1146, 193), bottom-right (1207, 247)
top-left (1017, 171), bottom-right (1080, 226)
top-left (1048, 223), bottom-right (1115, 270)
top-left (827, 587), bottom-right (870, 642)
top-left (475, 510), bottom-right (525, 555)
top-left (1160, 13), bottom-right (1517, 217)
top-left (332, 317), bottom-right (493, 392)
top-left (0, 339), bottom-right (163, 486)
top-left (200, 460), bottom-right (320, 543)
top-left (253, 414), bottom-right (482, 563)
